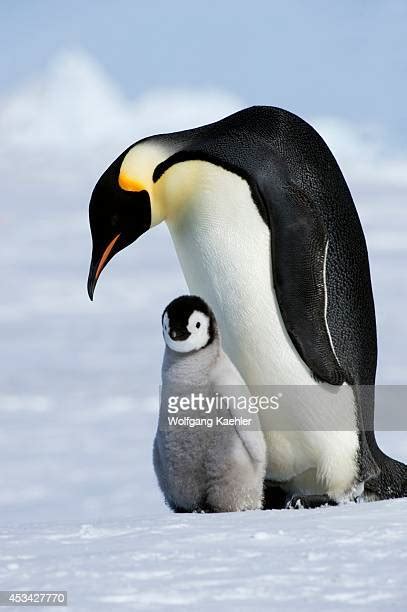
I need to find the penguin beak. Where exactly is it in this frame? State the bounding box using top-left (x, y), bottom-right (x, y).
top-left (170, 329), bottom-right (190, 341)
top-left (87, 234), bottom-right (122, 300)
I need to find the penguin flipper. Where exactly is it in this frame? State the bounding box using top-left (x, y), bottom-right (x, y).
top-left (255, 179), bottom-right (344, 386)
top-left (286, 494), bottom-right (338, 509)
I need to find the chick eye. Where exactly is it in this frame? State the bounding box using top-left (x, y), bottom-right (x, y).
top-left (196, 322), bottom-right (201, 329)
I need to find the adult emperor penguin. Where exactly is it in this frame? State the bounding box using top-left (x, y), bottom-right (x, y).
top-left (87, 105), bottom-right (407, 507)
top-left (154, 295), bottom-right (266, 512)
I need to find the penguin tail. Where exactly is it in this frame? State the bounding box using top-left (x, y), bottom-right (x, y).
top-left (364, 452), bottom-right (407, 500)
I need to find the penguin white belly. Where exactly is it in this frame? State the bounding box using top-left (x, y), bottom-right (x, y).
top-left (166, 161), bottom-right (359, 499)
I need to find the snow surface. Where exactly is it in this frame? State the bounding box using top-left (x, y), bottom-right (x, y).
top-left (1, 500), bottom-right (407, 611)
top-left (1, 50), bottom-right (407, 610)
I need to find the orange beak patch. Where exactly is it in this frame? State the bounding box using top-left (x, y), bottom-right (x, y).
top-left (95, 234), bottom-right (121, 281)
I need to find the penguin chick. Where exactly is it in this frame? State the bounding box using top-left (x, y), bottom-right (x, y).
top-left (153, 295), bottom-right (266, 513)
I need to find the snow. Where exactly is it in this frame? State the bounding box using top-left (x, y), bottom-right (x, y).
top-left (1, 50), bottom-right (407, 610)
top-left (2, 502), bottom-right (407, 610)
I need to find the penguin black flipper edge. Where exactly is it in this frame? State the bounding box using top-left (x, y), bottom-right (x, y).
top-left (253, 176), bottom-right (344, 386)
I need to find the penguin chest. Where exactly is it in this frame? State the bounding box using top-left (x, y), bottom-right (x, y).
top-left (166, 161), bottom-right (358, 494)
top-left (166, 161), bottom-right (314, 386)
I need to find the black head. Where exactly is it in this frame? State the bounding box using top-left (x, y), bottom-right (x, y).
top-left (162, 295), bottom-right (216, 353)
top-left (87, 150), bottom-right (152, 300)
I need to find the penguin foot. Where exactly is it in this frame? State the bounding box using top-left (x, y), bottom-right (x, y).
top-left (171, 505), bottom-right (191, 513)
top-left (286, 494), bottom-right (338, 510)
top-left (263, 482), bottom-right (288, 510)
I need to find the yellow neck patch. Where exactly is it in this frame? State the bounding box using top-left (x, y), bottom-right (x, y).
top-left (118, 172), bottom-right (146, 193)
top-left (118, 142), bottom-right (169, 226)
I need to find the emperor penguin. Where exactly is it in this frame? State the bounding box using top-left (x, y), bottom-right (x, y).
top-left (87, 105), bottom-right (407, 507)
top-left (153, 295), bottom-right (266, 513)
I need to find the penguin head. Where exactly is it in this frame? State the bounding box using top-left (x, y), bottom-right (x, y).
top-left (162, 296), bottom-right (216, 353)
top-left (87, 141), bottom-right (170, 300)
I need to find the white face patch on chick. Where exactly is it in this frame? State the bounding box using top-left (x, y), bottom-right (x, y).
top-left (163, 310), bottom-right (211, 353)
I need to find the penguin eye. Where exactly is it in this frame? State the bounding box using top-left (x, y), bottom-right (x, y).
top-left (196, 322), bottom-right (201, 329)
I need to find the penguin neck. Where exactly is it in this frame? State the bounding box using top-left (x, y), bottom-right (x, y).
top-left (162, 335), bottom-right (221, 387)
top-left (154, 159), bottom-right (204, 224)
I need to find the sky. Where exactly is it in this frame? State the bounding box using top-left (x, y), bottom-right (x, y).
top-left (0, 0), bottom-right (406, 149)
